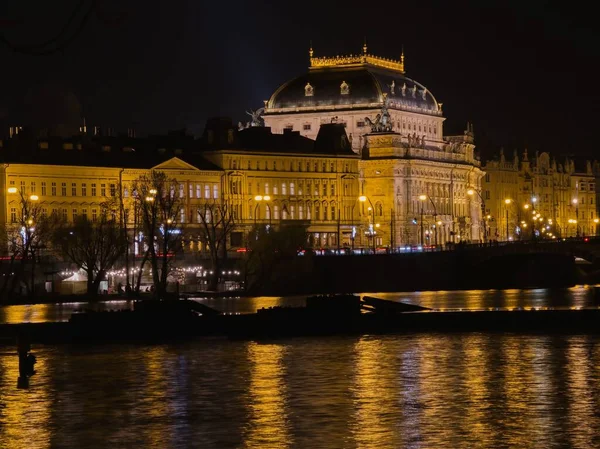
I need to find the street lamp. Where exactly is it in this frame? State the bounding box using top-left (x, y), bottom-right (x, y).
top-left (467, 188), bottom-right (486, 243)
top-left (504, 199), bottom-right (512, 241)
top-left (594, 218), bottom-right (599, 237)
top-left (359, 195), bottom-right (375, 252)
top-left (572, 198), bottom-right (579, 237)
top-left (29, 194), bottom-right (39, 202)
top-left (419, 193), bottom-right (439, 246)
top-left (254, 195), bottom-right (271, 227)
top-left (7, 187), bottom-right (17, 194)
top-left (418, 195), bottom-right (426, 246)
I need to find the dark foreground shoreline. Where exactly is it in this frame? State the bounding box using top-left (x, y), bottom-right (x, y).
top-left (2, 297), bottom-right (600, 346)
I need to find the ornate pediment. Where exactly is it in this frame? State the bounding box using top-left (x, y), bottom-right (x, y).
top-left (151, 157), bottom-right (199, 172)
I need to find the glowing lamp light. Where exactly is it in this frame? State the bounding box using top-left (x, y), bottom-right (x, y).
top-left (145, 196), bottom-right (154, 202)
top-left (375, 223), bottom-right (381, 228)
top-left (359, 195), bottom-right (367, 202)
top-left (149, 188), bottom-right (157, 195)
top-left (419, 194), bottom-right (427, 201)
top-left (29, 194), bottom-right (39, 201)
top-left (7, 187), bottom-right (17, 194)
top-left (467, 189), bottom-right (474, 196)
top-left (437, 220), bottom-right (443, 225)
top-left (167, 218), bottom-right (173, 224)
top-left (594, 218), bottom-right (600, 224)
top-left (532, 197), bottom-right (537, 203)
top-left (263, 195), bottom-right (271, 201)
top-left (572, 198), bottom-right (578, 205)
top-left (504, 199), bottom-right (512, 205)
top-left (27, 219), bottom-right (33, 225)
top-left (524, 204), bottom-right (530, 210)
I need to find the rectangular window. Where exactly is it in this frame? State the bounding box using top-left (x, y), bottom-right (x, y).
top-left (41, 182), bottom-right (46, 196)
top-left (92, 209), bottom-right (97, 222)
top-left (101, 184), bottom-right (106, 196)
top-left (72, 209), bottom-right (78, 221)
top-left (51, 182), bottom-right (56, 196)
top-left (273, 184), bottom-right (279, 195)
top-left (303, 124), bottom-right (311, 130)
top-left (322, 184), bottom-right (327, 196)
top-left (52, 208), bottom-right (58, 217)
top-left (180, 208), bottom-right (185, 223)
top-left (30, 182), bottom-right (36, 194)
top-left (357, 120), bottom-right (365, 128)
top-left (110, 184), bottom-right (115, 197)
top-left (290, 205), bottom-right (295, 219)
top-left (290, 182), bottom-right (295, 195)
top-left (71, 183), bottom-right (77, 196)
top-left (196, 184), bottom-right (201, 198)
top-left (81, 183), bottom-right (87, 196)
top-left (189, 183), bottom-right (194, 198)
top-left (62, 208), bottom-right (68, 221)
top-left (179, 184), bottom-right (185, 198)
top-left (331, 183), bottom-right (335, 196)
top-left (213, 184), bottom-right (218, 199)
top-left (91, 183), bottom-right (97, 196)
top-left (299, 204), bottom-right (303, 220)
top-left (314, 184), bottom-right (319, 196)
top-left (10, 208), bottom-right (16, 223)
top-left (324, 205), bottom-right (328, 221)
top-left (82, 208), bottom-right (88, 220)
top-left (265, 183), bottom-right (269, 195)
top-left (331, 206), bottom-right (336, 220)
top-left (282, 183), bottom-right (287, 195)
top-left (20, 181), bottom-right (25, 193)
top-left (580, 183), bottom-right (587, 191)
top-left (61, 183), bottom-right (67, 196)
top-left (205, 185), bottom-right (210, 199)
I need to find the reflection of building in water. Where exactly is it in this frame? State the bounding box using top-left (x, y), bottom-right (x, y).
top-left (352, 337), bottom-right (403, 447)
top-left (244, 342), bottom-right (290, 448)
top-left (0, 351), bottom-right (51, 448)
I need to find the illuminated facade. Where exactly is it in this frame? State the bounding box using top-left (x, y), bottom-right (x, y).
top-left (263, 45), bottom-right (484, 245)
top-left (482, 149), bottom-right (597, 239)
top-left (264, 43), bottom-right (444, 154)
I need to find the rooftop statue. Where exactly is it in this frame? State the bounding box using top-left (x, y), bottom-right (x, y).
top-left (246, 108), bottom-right (265, 127)
top-left (365, 96), bottom-right (393, 133)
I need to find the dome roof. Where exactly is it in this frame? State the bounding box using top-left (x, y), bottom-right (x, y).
top-left (267, 54), bottom-right (441, 116)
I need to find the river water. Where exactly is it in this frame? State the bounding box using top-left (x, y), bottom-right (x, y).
top-left (2, 285), bottom-right (600, 324)
top-left (2, 288), bottom-right (600, 448)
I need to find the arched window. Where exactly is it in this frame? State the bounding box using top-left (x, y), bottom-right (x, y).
top-left (299, 204), bottom-right (303, 219)
top-left (274, 204), bottom-right (279, 220)
top-left (306, 202), bottom-right (312, 220)
top-left (331, 202), bottom-right (336, 221)
top-left (282, 203), bottom-right (288, 219)
top-left (315, 202), bottom-right (321, 220)
top-left (323, 204), bottom-right (328, 221)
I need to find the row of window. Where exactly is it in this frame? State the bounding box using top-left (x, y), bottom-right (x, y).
top-left (254, 203), bottom-right (337, 221)
top-left (230, 159), bottom-right (351, 173)
top-left (10, 180), bottom-right (117, 197)
top-left (123, 184), bottom-right (219, 200)
top-left (246, 181), bottom-right (339, 197)
top-left (10, 207), bottom-right (111, 223)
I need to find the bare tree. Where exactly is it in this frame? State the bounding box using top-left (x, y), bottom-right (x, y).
top-left (52, 213), bottom-right (127, 296)
top-left (197, 201), bottom-right (236, 291)
top-left (0, 190), bottom-right (57, 299)
top-left (132, 171), bottom-right (183, 298)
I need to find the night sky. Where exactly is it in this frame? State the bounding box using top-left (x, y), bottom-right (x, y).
top-left (1, 0), bottom-right (598, 161)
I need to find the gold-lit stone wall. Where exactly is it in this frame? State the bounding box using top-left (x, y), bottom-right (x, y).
top-left (360, 133), bottom-right (484, 247)
top-left (482, 151), bottom-right (597, 239)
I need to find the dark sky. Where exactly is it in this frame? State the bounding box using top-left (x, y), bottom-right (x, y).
top-left (1, 0), bottom-right (599, 161)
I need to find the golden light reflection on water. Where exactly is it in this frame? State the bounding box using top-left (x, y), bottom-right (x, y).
top-left (566, 337), bottom-right (597, 449)
top-left (0, 348), bottom-right (51, 449)
top-left (243, 342), bottom-right (290, 449)
top-left (352, 337), bottom-right (403, 448)
top-left (2, 336), bottom-right (600, 448)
